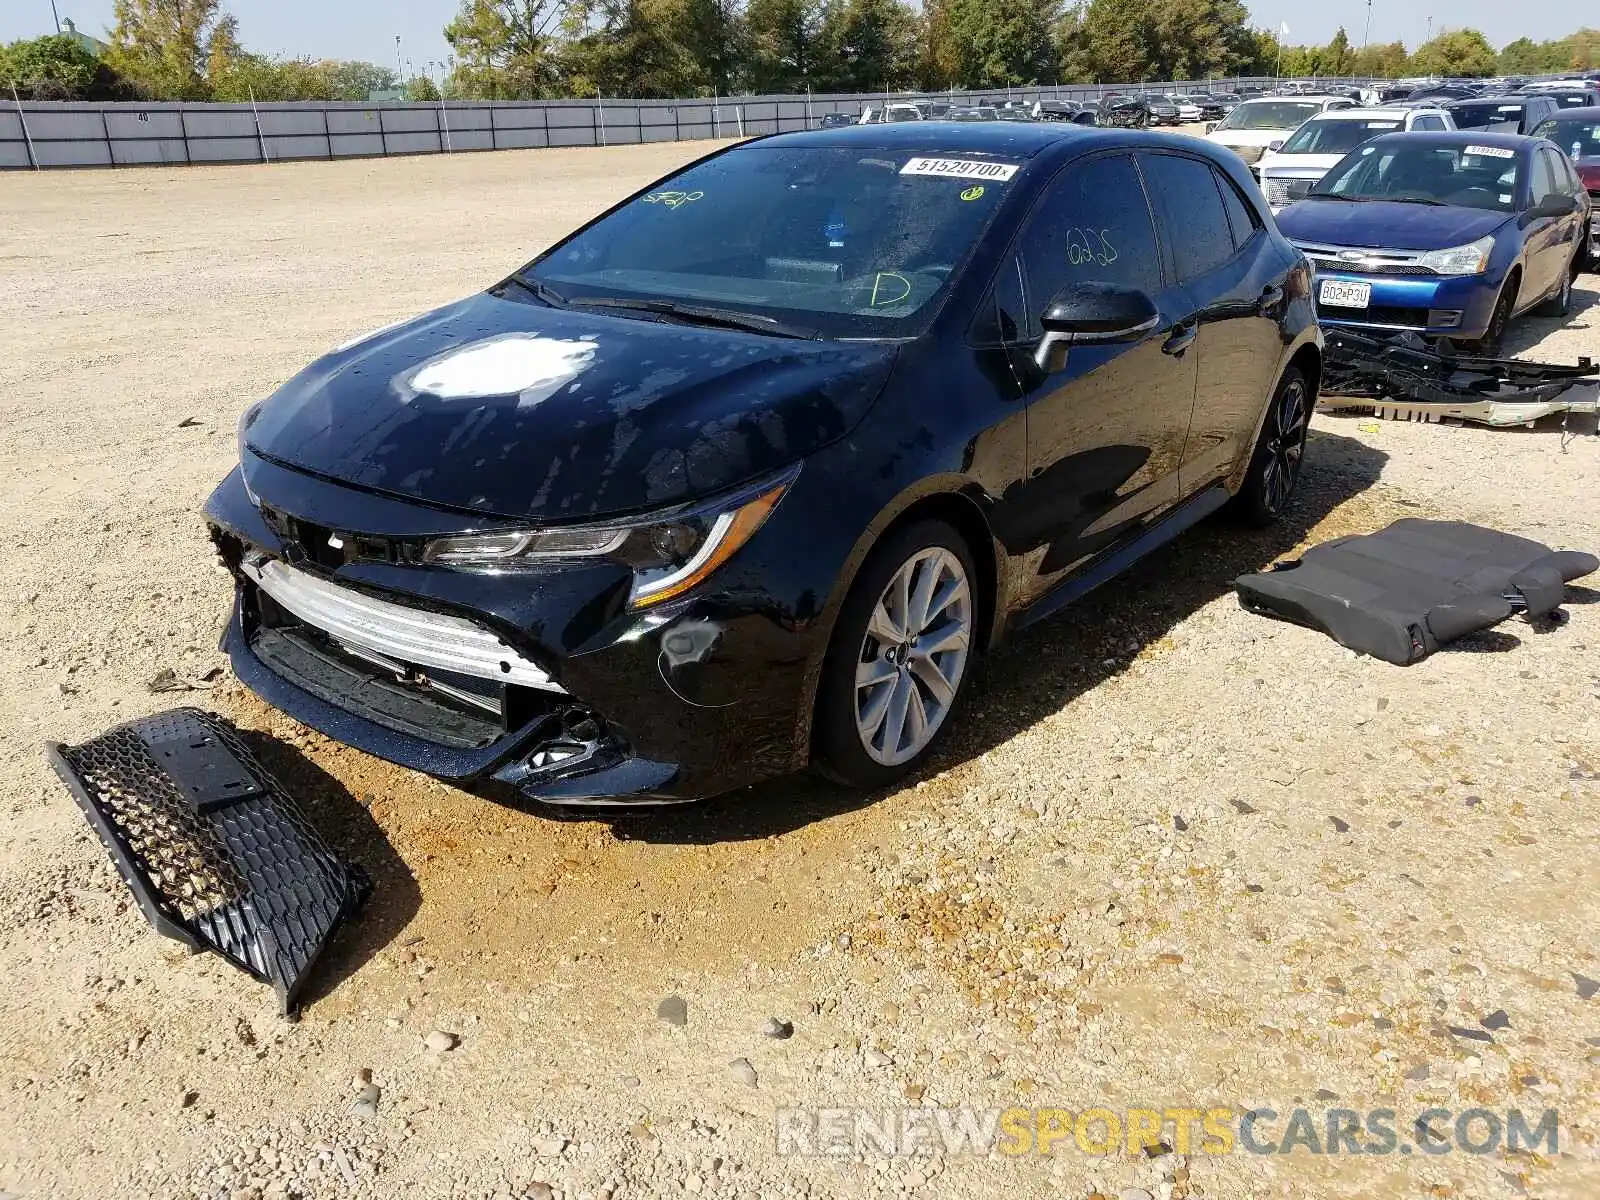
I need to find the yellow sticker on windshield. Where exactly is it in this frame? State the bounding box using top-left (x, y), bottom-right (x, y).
top-left (960, 185), bottom-right (986, 201)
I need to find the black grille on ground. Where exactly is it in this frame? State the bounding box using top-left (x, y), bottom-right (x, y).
top-left (47, 708), bottom-right (367, 1016)
top-left (1316, 303), bottom-right (1429, 328)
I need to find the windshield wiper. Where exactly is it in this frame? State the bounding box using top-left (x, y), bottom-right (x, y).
top-left (1381, 196), bottom-right (1447, 206)
top-left (1304, 193), bottom-right (1368, 202)
top-left (503, 274), bottom-right (569, 308)
top-left (569, 297), bottom-right (818, 340)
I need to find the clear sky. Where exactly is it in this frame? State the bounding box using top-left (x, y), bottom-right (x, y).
top-left (2, 0), bottom-right (1593, 70)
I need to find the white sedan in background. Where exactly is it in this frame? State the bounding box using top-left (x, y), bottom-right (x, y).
top-left (1256, 106), bottom-right (1456, 210)
top-left (1167, 94), bottom-right (1204, 122)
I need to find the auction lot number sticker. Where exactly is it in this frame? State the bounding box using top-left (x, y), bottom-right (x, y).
top-left (900, 157), bottom-right (1020, 182)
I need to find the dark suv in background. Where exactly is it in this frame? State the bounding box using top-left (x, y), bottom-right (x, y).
top-left (1444, 94), bottom-right (1560, 135)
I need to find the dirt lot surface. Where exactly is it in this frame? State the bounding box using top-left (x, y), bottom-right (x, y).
top-left (1, 143), bottom-right (1598, 1200)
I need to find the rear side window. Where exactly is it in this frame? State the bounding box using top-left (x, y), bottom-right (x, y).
top-left (1017, 153), bottom-right (1162, 318)
top-left (1531, 151), bottom-right (1557, 202)
top-left (1140, 153), bottom-right (1235, 281)
top-left (1215, 169), bottom-right (1259, 247)
top-left (1412, 114), bottom-right (1445, 131)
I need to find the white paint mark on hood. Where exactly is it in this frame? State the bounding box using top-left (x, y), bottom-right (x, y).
top-left (403, 333), bottom-right (599, 408)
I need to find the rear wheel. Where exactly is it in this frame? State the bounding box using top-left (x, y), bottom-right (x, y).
top-left (1538, 253), bottom-right (1576, 317)
top-left (1232, 366), bottom-right (1309, 527)
top-left (815, 521), bottom-right (977, 789)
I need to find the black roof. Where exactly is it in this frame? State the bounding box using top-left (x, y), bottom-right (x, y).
top-left (767, 121), bottom-right (1101, 157)
top-left (755, 124), bottom-right (1260, 185)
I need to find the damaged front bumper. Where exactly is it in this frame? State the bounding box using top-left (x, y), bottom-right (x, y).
top-left (1321, 328), bottom-right (1600, 427)
top-left (205, 453), bottom-right (821, 806)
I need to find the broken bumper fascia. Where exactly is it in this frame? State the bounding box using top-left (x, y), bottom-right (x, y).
top-left (1320, 328), bottom-right (1600, 427)
top-left (205, 459), bottom-right (821, 805)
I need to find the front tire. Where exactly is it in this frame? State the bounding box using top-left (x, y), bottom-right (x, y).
top-left (1232, 366), bottom-right (1310, 527)
top-left (1471, 276), bottom-right (1517, 356)
top-left (814, 521), bottom-right (978, 789)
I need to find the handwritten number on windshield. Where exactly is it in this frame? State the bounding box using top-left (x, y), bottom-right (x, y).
top-left (1066, 227), bottom-right (1118, 269)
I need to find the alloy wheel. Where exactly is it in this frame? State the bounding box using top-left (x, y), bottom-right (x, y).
top-left (1259, 377), bottom-right (1308, 516)
top-left (854, 547), bottom-right (972, 767)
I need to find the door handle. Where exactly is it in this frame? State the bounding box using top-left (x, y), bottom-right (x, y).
top-left (1162, 323), bottom-right (1197, 357)
top-left (1257, 285), bottom-right (1285, 314)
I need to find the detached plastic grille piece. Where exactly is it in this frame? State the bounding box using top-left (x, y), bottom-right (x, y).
top-left (47, 708), bottom-right (367, 1016)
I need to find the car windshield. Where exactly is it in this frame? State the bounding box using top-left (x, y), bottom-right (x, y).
top-left (1534, 117), bottom-right (1600, 159)
top-left (1279, 117), bottom-right (1403, 154)
top-left (1448, 102), bottom-right (1525, 130)
top-left (1217, 101), bottom-right (1322, 131)
top-left (1312, 141), bottom-right (1523, 212)
top-left (528, 145), bottom-right (1019, 339)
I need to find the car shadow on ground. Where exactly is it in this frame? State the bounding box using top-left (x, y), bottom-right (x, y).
top-left (581, 428), bottom-right (1394, 845)
top-left (233, 730), bottom-right (421, 1008)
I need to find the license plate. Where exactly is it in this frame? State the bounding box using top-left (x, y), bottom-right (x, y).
top-left (1319, 278), bottom-right (1371, 309)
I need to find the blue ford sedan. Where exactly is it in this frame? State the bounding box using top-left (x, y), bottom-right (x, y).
top-left (1276, 131), bottom-right (1591, 353)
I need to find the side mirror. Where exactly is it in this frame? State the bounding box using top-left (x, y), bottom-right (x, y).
top-left (1267, 139), bottom-right (1285, 151)
top-left (1204, 121), bottom-right (1218, 134)
top-left (1034, 283), bottom-right (1160, 373)
top-left (1530, 193), bottom-right (1579, 218)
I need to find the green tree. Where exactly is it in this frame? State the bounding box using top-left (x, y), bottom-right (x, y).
top-left (1409, 28), bottom-right (1497, 78)
top-left (744, 0), bottom-right (821, 93)
top-left (815, 0), bottom-right (919, 91)
top-left (561, 0), bottom-right (711, 97)
top-left (445, 0), bottom-right (566, 99)
top-left (407, 74), bottom-right (442, 100)
top-left (1321, 26), bottom-right (1351, 76)
top-left (0, 34), bottom-right (126, 99)
top-left (106, 0), bottom-right (236, 99)
top-left (326, 60), bottom-right (401, 100)
top-left (679, 0), bottom-right (745, 93)
top-left (1350, 40), bottom-right (1409, 78)
top-left (940, 0), bottom-right (1060, 88)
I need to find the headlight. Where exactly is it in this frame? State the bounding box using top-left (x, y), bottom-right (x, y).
top-left (1417, 235), bottom-right (1495, 276)
top-left (421, 464), bottom-right (798, 609)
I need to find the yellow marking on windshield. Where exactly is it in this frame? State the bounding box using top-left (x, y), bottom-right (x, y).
top-left (869, 272), bottom-right (913, 306)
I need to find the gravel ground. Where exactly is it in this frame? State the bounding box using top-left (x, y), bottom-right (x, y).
top-left (1, 144), bottom-right (1597, 1200)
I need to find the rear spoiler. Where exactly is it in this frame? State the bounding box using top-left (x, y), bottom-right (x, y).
top-left (1321, 328), bottom-right (1599, 427)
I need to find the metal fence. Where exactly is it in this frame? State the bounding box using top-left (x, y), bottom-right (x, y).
top-left (1, 80), bottom-right (1372, 171)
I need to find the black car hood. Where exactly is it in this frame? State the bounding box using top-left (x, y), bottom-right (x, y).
top-left (244, 292), bottom-right (897, 521)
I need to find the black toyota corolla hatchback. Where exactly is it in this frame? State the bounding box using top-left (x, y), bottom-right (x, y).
top-left (205, 123), bottom-right (1321, 805)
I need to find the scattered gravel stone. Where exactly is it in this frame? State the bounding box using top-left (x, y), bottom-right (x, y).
top-left (657, 995), bottom-right (688, 1026)
top-left (350, 1082), bottom-right (380, 1120)
top-left (1172, 814), bottom-right (1189, 832)
top-left (424, 1030), bottom-right (459, 1053)
top-left (533, 1135), bottom-right (568, 1157)
top-left (1573, 973), bottom-right (1599, 1000)
top-left (863, 1048), bottom-right (893, 1070)
top-left (1481, 1009), bottom-right (1511, 1030)
top-left (728, 1057), bottom-right (758, 1087)
top-left (1227, 798), bottom-right (1258, 815)
top-left (1119, 1189), bottom-right (1155, 1200)
top-left (760, 1016), bottom-right (794, 1039)
top-left (1404, 1063), bottom-right (1430, 1082)
top-left (527, 1183), bottom-right (554, 1200)
top-left (1328, 815), bottom-right (1351, 833)
top-left (1446, 1025), bottom-right (1494, 1042)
